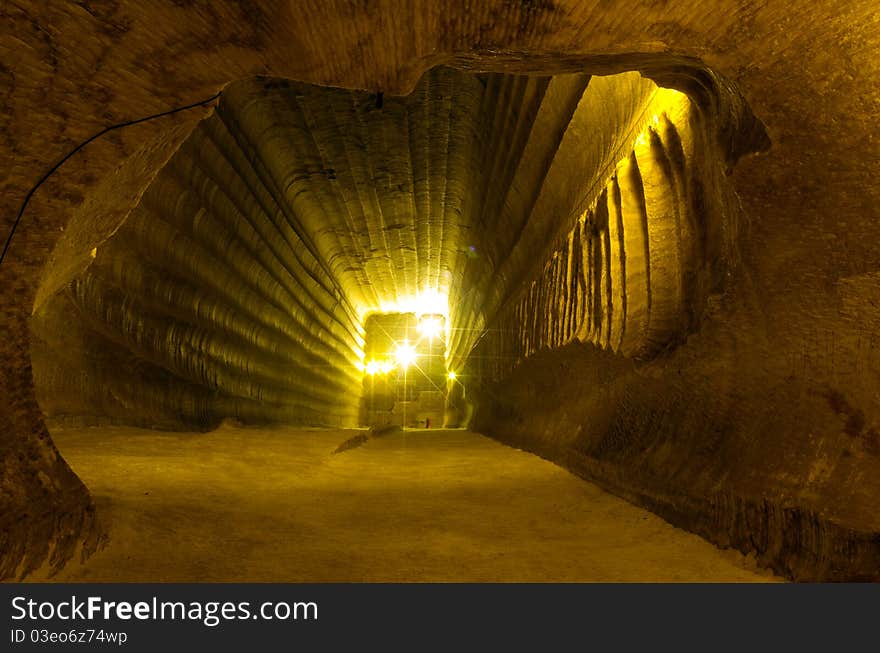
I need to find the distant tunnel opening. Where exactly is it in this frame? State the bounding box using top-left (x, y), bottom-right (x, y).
top-left (361, 312), bottom-right (448, 429)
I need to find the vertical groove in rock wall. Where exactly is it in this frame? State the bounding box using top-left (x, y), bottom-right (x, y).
top-left (469, 89), bottom-right (709, 381)
top-left (446, 73), bottom-right (699, 371)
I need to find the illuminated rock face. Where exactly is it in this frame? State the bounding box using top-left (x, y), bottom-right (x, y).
top-left (2, 1), bottom-right (880, 581)
top-left (467, 82), bottom-right (721, 372)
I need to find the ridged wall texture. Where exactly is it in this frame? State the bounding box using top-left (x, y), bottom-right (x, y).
top-left (2, 1), bottom-right (879, 580)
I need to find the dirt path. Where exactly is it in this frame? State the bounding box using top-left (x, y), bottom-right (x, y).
top-left (45, 426), bottom-right (778, 582)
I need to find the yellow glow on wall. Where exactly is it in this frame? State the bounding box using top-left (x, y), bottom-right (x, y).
top-left (631, 87), bottom-right (690, 153)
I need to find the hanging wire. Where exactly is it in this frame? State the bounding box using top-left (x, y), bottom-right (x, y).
top-left (0, 91), bottom-right (222, 267)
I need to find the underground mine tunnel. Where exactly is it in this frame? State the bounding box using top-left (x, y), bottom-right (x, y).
top-left (2, 2), bottom-right (880, 583)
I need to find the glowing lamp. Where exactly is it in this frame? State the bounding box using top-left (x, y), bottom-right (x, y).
top-left (393, 343), bottom-right (417, 369)
top-left (418, 316), bottom-right (443, 340)
top-left (447, 371), bottom-right (457, 381)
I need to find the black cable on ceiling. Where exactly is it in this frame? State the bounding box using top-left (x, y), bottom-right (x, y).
top-left (0, 91), bottom-right (222, 268)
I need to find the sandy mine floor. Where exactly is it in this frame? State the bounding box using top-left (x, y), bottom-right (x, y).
top-left (45, 426), bottom-right (778, 582)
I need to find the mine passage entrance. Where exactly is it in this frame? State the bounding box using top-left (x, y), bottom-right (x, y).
top-left (361, 312), bottom-right (448, 428)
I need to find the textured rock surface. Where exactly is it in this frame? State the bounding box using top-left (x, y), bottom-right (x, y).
top-left (2, 1), bottom-right (879, 580)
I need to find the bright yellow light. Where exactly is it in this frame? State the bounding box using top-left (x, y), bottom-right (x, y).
top-left (365, 360), bottom-right (381, 375)
top-left (393, 342), bottom-right (417, 369)
top-left (447, 371), bottom-right (457, 381)
top-left (418, 316), bottom-right (443, 340)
